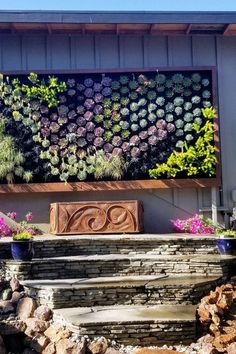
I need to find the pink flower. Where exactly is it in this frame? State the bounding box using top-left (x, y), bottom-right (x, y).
top-left (7, 212), bottom-right (17, 220)
top-left (171, 214), bottom-right (215, 235)
top-left (25, 212), bottom-right (33, 222)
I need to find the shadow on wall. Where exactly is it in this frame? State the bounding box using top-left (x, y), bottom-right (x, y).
top-left (0, 188), bottom-right (205, 233)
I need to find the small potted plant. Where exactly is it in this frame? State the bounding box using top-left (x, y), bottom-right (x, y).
top-left (11, 231), bottom-right (34, 261)
top-left (216, 230), bottom-right (236, 256)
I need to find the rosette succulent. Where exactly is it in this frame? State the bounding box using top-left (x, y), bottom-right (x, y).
top-left (112, 136), bottom-right (122, 147)
top-left (191, 96), bottom-right (201, 104)
top-left (202, 90), bottom-right (211, 99)
top-left (155, 97), bottom-right (165, 106)
top-left (94, 93), bottom-right (103, 103)
top-left (111, 81), bottom-right (120, 90)
top-left (85, 122), bottom-right (95, 131)
top-left (175, 119), bottom-right (184, 129)
top-left (112, 124), bottom-right (121, 133)
top-left (175, 107), bottom-right (183, 116)
top-left (155, 74), bottom-right (166, 84)
top-left (130, 135), bottom-right (140, 146)
top-left (184, 123), bottom-right (193, 132)
top-left (140, 119), bottom-right (148, 128)
top-left (147, 91), bottom-right (157, 101)
top-left (148, 113), bottom-right (157, 123)
top-left (84, 99), bottom-right (95, 110)
top-left (172, 73), bottom-right (184, 84)
top-left (165, 103), bottom-right (174, 112)
top-left (156, 119), bottom-right (167, 130)
top-left (94, 137), bottom-right (104, 147)
top-left (174, 97), bottom-right (184, 106)
top-left (131, 123), bottom-right (139, 132)
top-left (121, 130), bottom-right (130, 139)
top-left (183, 113), bottom-right (193, 122)
top-left (84, 78), bottom-right (94, 87)
top-left (121, 107), bottom-right (129, 116)
top-left (139, 130), bottom-right (148, 140)
top-left (101, 76), bottom-right (112, 86)
top-left (138, 109), bottom-right (147, 118)
top-left (156, 109), bottom-right (165, 118)
top-left (94, 127), bottom-right (105, 137)
top-left (202, 78), bottom-right (210, 87)
top-left (111, 92), bottom-right (120, 102)
top-left (119, 121), bottom-right (130, 130)
top-left (119, 75), bottom-right (129, 85)
top-left (191, 73), bottom-right (201, 83)
top-left (148, 126), bottom-right (158, 136)
top-left (130, 102), bottom-right (139, 112)
top-left (102, 87), bottom-right (112, 97)
top-left (93, 83), bottom-right (103, 92)
top-left (130, 147), bottom-right (141, 158)
top-left (165, 114), bottom-right (174, 122)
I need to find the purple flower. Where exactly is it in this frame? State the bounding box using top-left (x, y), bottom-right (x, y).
top-left (94, 127), bottom-right (105, 137)
top-left (93, 83), bottom-right (103, 92)
top-left (139, 131), bottom-right (148, 140)
top-left (112, 136), bottom-right (122, 147)
top-left (156, 119), bottom-right (167, 130)
top-left (166, 123), bottom-right (175, 133)
top-left (103, 143), bottom-right (113, 153)
top-left (85, 122), bottom-right (95, 131)
top-left (148, 135), bottom-right (158, 145)
top-left (112, 148), bottom-right (122, 156)
top-left (139, 142), bottom-right (149, 151)
top-left (148, 126), bottom-right (158, 136)
top-left (130, 135), bottom-right (140, 146)
top-left (94, 137), bottom-right (104, 147)
top-left (77, 127), bottom-right (86, 137)
top-left (84, 88), bottom-right (94, 98)
top-left (94, 93), bottom-right (103, 103)
top-left (77, 105), bottom-right (85, 114)
top-left (84, 111), bottom-right (93, 121)
top-left (94, 105), bottom-right (103, 115)
top-left (102, 87), bottom-right (112, 97)
top-left (101, 76), bottom-right (112, 86)
top-left (157, 129), bottom-right (167, 140)
top-left (84, 99), bottom-right (95, 110)
top-left (121, 142), bottom-right (131, 152)
top-left (76, 116), bottom-right (86, 126)
top-left (86, 133), bottom-right (95, 142)
top-left (131, 147), bottom-right (141, 158)
top-left (67, 123), bottom-right (77, 133)
top-left (84, 78), bottom-right (94, 87)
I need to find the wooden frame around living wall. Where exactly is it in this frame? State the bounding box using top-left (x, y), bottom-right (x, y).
top-left (0, 66), bottom-right (221, 193)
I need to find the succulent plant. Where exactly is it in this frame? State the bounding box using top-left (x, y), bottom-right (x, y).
top-left (157, 129), bottom-right (167, 140)
top-left (165, 90), bottom-right (174, 98)
top-left (166, 123), bottom-right (175, 133)
top-left (148, 126), bottom-right (158, 136)
top-left (147, 91), bottom-right (157, 101)
top-left (101, 76), bottom-right (112, 87)
top-left (86, 133), bottom-right (95, 142)
top-left (176, 140), bottom-right (184, 148)
top-left (138, 109), bottom-right (147, 118)
top-left (84, 78), bottom-right (94, 87)
top-left (140, 119), bottom-right (148, 128)
top-left (165, 114), bottom-right (174, 122)
top-left (148, 79), bottom-right (156, 88)
top-left (184, 123), bottom-right (193, 132)
top-left (175, 119), bottom-right (184, 129)
top-left (84, 111), bottom-right (93, 121)
top-left (94, 93), bottom-right (103, 103)
top-left (193, 108), bottom-right (201, 117)
top-left (93, 83), bottom-right (103, 92)
top-left (111, 81), bottom-right (121, 90)
top-left (148, 113), bottom-right (157, 123)
top-left (203, 100), bottom-right (211, 108)
top-left (120, 75), bottom-right (129, 85)
top-left (148, 135), bottom-right (158, 146)
top-left (130, 147), bottom-right (141, 158)
top-left (185, 134), bottom-right (194, 141)
top-left (156, 85), bottom-right (165, 93)
top-left (174, 97), bottom-right (184, 106)
top-left (175, 107), bottom-right (183, 116)
top-left (139, 130), bottom-right (148, 140)
top-left (112, 136), bottom-right (122, 146)
top-left (194, 117), bottom-right (202, 125)
top-left (111, 92), bottom-right (120, 102)
top-left (192, 83), bottom-right (201, 91)
top-left (155, 74), bottom-right (166, 84)
top-left (184, 102), bottom-right (192, 111)
top-left (76, 105), bottom-right (85, 114)
top-left (102, 87), bottom-right (112, 97)
top-left (76, 116), bottom-right (87, 126)
top-left (103, 142), bottom-right (113, 152)
top-left (84, 99), bottom-right (95, 110)
top-left (120, 120), bottom-right (130, 130)
top-left (139, 142), bottom-right (148, 152)
top-left (183, 77), bottom-right (192, 87)
top-left (130, 135), bottom-right (140, 146)
top-left (112, 124), bottom-right (121, 133)
top-left (104, 108), bottom-right (112, 117)
top-left (103, 120), bottom-right (112, 129)
top-left (155, 97), bottom-right (165, 106)
top-left (58, 105), bottom-right (69, 115)
top-left (129, 80), bottom-right (138, 89)
top-left (104, 131), bottom-right (113, 142)
top-left (191, 73), bottom-right (201, 83)
top-left (202, 78), bottom-right (210, 87)
top-left (202, 90), bottom-right (211, 99)
top-left (175, 129), bottom-right (184, 137)
top-left (93, 105), bottom-right (103, 115)
top-left (94, 127), bottom-right (105, 137)
top-left (130, 102), bottom-right (139, 112)
top-left (129, 91), bottom-right (138, 100)
top-left (103, 98), bottom-right (112, 108)
top-left (120, 86), bottom-right (129, 95)
top-left (191, 96), bottom-right (201, 104)
top-left (121, 130), bottom-right (130, 139)
top-left (183, 89), bottom-right (192, 97)
top-left (131, 123), bottom-right (139, 132)
top-left (121, 141), bottom-right (131, 152)
top-left (111, 113), bottom-right (121, 122)
top-left (94, 137), bottom-right (104, 147)
top-left (165, 103), bottom-right (175, 112)
top-left (121, 97), bottom-right (130, 106)
top-left (138, 98), bottom-right (147, 107)
top-left (172, 73), bottom-right (184, 84)
top-left (183, 112), bottom-right (193, 122)
top-left (85, 122), bottom-right (95, 131)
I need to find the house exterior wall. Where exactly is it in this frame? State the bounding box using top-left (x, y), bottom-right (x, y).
top-left (0, 33), bottom-right (234, 232)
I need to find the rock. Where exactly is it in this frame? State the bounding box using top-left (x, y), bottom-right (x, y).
top-left (16, 297), bottom-right (37, 320)
top-left (0, 288), bottom-right (12, 301)
top-left (55, 338), bottom-right (85, 354)
top-left (0, 300), bottom-right (15, 314)
top-left (134, 349), bottom-right (182, 354)
top-left (105, 349), bottom-right (120, 354)
top-left (0, 319), bottom-right (26, 334)
top-left (30, 333), bottom-right (50, 353)
top-left (42, 342), bottom-right (56, 354)
top-left (44, 326), bottom-right (71, 342)
top-left (34, 305), bottom-right (53, 321)
top-left (213, 331), bottom-right (236, 352)
top-left (0, 277), bottom-right (6, 292)
top-left (0, 335), bottom-right (6, 354)
top-left (227, 342), bottom-right (236, 354)
top-left (11, 291), bottom-right (24, 304)
top-left (89, 337), bottom-right (108, 354)
top-left (25, 317), bottom-right (49, 333)
top-left (197, 343), bottom-right (219, 354)
top-left (10, 277), bottom-right (21, 292)
top-left (197, 334), bottom-right (215, 344)
top-left (22, 349), bottom-right (38, 354)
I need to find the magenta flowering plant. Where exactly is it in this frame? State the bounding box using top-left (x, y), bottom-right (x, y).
top-left (0, 211), bottom-right (38, 237)
top-left (171, 214), bottom-right (215, 234)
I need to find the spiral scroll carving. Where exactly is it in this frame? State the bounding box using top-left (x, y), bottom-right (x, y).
top-left (50, 201), bottom-right (143, 234)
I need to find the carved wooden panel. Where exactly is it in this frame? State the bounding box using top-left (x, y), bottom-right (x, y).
top-left (50, 200), bottom-right (144, 235)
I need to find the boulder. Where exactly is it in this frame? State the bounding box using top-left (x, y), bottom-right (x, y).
top-left (25, 317), bottom-right (49, 333)
top-left (0, 319), bottom-right (26, 335)
top-left (10, 277), bottom-right (21, 292)
top-left (89, 337), bottom-right (108, 354)
top-left (34, 305), bottom-right (53, 321)
top-left (197, 343), bottom-right (220, 354)
top-left (30, 333), bottom-right (50, 353)
top-left (0, 335), bottom-right (6, 354)
top-left (16, 297), bottom-right (37, 320)
top-left (11, 291), bottom-right (24, 304)
top-left (44, 326), bottom-right (71, 342)
top-left (0, 288), bottom-right (12, 301)
top-left (42, 342), bottom-right (56, 354)
top-left (0, 300), bottom-right (15, 314)
top-left (227, 342), bottom-right (236, 354)
top-left (213, 331), bottom-right (236, 352)
top-left (55, 338), bottom-right (85, 354)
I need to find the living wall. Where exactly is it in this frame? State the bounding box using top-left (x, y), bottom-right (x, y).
top-left (0, 69), bottom-right (217, 184)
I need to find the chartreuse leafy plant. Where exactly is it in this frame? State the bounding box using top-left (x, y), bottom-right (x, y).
top-left (149, 107), bottom-right (217, 179)
top-left (13, 231), bottom-right (33, 241)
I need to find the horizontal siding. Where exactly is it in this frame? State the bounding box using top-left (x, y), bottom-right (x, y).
top-left (0, 33), bottom-right (231, 230)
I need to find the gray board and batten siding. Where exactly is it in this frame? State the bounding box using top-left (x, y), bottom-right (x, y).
top-left (0, 33), bottom-right (233, 232)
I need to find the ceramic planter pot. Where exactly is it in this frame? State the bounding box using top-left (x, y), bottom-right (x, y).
top-left (216, 237), bottom-right (236, 256)
top-left (11, 240), bottom-right (34, 261)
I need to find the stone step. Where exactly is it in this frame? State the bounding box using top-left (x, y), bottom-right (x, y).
top-left (2, 253), bottom-right (235, 280)
top-left (0, 234), bottom-right (219, 259)
top-left (23, 275), bottom-right (222, 309)
top-left (53, 304), bottom-right (197, 346)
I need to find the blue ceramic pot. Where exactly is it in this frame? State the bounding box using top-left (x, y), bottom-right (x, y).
top-left (216, 238), bottom-right (236, 256)
top-left (11, 241), bottom-right (34, 261)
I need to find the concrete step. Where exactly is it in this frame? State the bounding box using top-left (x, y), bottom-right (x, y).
top-left (23, 275), bottom-right (222, 309)
top-left (2, 253), bottom-right (235, 280)
top-left (53, 304), bottom-right (197, 345)
top-left (0, 234), bottom-right (219, 259)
